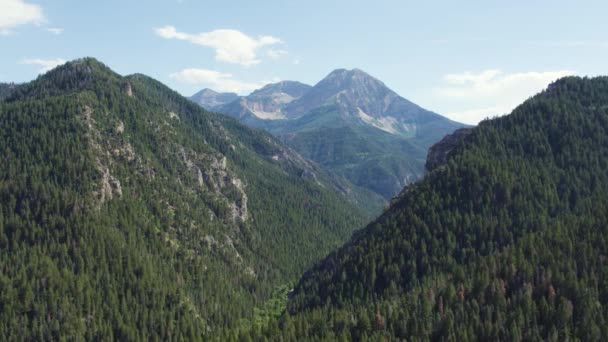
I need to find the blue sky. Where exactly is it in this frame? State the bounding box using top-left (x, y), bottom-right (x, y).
top-left (1, 0), bottom-right (607, 124)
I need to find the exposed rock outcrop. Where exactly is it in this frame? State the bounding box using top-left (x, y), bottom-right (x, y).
top-left (178, 147), bottom-right (248, 223)
top-left (97, 166), bottom-right (122, 203)
top-left (81, 105), bottom-right (93, 129)
top-left (94, 164), bottom-right (125, 205)
top-left (115, 120), bottom-right (124, 134)
top-left (123, 81), bottom-right (133, 97)
top-left (228, 178), bottom-right (248, 223)
top-left (211, 81), bottom-right (311, 120)
top-left (79, 105), bottom-right (136, 207)
top-left (425, 128), bottom-right (472, 173)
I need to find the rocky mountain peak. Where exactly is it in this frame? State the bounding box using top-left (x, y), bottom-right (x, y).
top-left (249, 80), bottom-right (311, 99)
top-left (284, 68), bottom-right (407, 121)
top-left (190, 88), bottom-right (239, 109)
top-left (4, 57), bottom-right (123, 103)
top-left (322, 68), bottom-right (386, 90)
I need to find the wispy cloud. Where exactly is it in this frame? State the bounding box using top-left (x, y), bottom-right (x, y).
top-left (46, 27), bottom-right (63, 35)
top-left (447, 105), bottom-right (514, 125)
top-left (155, 26), bottom-right (283, 67)
top-left (20, 58), bottom-right (66, 72)
top-left (0, 0), bottom-right (45, 35)
top-left (170, 68), bottom-right (276, 94)
top-left (436, 69), bottom-right (575, 124)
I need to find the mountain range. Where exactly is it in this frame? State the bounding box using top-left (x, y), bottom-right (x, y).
top-left (3, 57), bottom-right (607, 340)
top-left (191, 69), bottom-right (467, 200)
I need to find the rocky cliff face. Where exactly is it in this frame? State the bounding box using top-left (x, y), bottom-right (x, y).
top-left (425, 128), bottom-right (473, 173)
top-left (213, 81), bottom-right (312, 120)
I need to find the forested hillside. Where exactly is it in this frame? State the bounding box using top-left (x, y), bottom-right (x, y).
top-left (0, 58), bottom-right (375, 339)
top-left (251, 76), bottom-right (608, 340)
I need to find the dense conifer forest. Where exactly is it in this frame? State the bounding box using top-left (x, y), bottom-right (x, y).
top-left (250, 76), bottom-right (608, 340)
top-left (0, 58), bottom-right (375, 339)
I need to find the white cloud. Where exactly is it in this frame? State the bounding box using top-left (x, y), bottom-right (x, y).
top-left (446, 105), bottom-right (513, 125)
top-left (169, 68), bottom-right (272, 94)
top-left (20, 58), bottom-right (66, 72)
top-left (46, 27), bottom-right (63, 35)
top-left (436, 69), bottom-right (575, 124)
top-left (0, 0), bottom-right (45, 35)
top-left (154, 25), bottom-right (282, 66)
top-left (266, 49), bottom-right (287, 59)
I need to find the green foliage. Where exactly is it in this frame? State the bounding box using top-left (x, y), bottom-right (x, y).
top-left (262, 76), bottom-right (608, 340)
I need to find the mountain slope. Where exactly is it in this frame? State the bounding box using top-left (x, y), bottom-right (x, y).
top-left (189, 88), bottom-right (238, 109)
top-left (216, 81), bottom-right (311, 123)
top-left (207, 69), bottom-right (466, 200)
top-left (269, 104), bottom-right (429, 199)
top-left (0, 58), bottom-right (375, 339)
top-left (0, 82), bottom-right (19, 100)
top-left (258, 76), bottom-right (608, 340)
